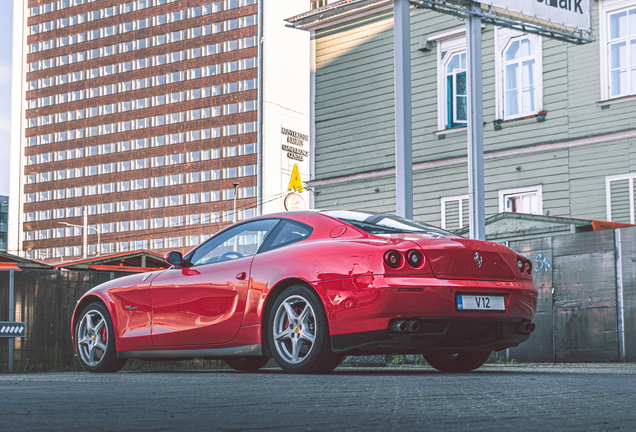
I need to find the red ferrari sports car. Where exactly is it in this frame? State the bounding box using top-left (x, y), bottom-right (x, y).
top-left (72, 210), bottom-right (537, 374)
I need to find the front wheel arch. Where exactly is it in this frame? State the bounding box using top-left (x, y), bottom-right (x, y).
top-left (72, 295), bottom-right (113, 347)
top-left (75, 301), bottom-right (127, 373)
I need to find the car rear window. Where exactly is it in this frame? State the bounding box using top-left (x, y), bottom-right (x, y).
top-left (321, 210), bottom-right (460, 238)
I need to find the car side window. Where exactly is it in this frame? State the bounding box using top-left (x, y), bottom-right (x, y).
top-left (188, 219), bottom-right (279, 266)
top-left (260, 220), bottom-right (312, 253)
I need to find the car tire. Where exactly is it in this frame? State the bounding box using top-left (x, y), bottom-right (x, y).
top-left (423, 351), bottom-right (492, 372)
top-left (75, 302), bottom-right (127, 373)
top-left (225, 356), bottom-right (270, 371)
top-left (268, 284), bottom-right (343, 374)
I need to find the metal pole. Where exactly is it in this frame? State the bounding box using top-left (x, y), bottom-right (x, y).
top-left (309, 33), bottom-right (317, 210)
top-left (393, 0), bottom-right (413, 219)
top-left (466, 2), bottom-right (485, 240)
top-left (615, 228), bottom-right (626, 361)
top-left (256, 0), bottom-right (264, 217)
top-left (8, 267), bottom-right (14, 372)
top-left (82, 206), bottom-right (88, 259)
top-left (59, 220), bottom-right (99, 256)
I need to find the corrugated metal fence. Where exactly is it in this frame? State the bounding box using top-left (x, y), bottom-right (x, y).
top-left (508, 226), bottom-right (636, 362)
top-left (2, 226), bottom-right (636, 369)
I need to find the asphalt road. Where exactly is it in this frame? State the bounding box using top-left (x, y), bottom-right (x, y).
top-left (1, 363), bottom-right (635, 431)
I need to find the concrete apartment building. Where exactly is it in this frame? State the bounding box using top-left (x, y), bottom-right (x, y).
top-left (9, 0), bottom-right (310, 260)
top-left (288, 0), bottom-right (636, 235)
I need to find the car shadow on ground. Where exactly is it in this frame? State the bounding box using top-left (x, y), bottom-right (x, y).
top-left (122, 367), bottom-right (573, 376)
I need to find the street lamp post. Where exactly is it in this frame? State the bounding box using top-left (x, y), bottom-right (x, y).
top-left (233, 182), bottom-right (240, 223)
top-left (58, 220), bottom-right (101, 259)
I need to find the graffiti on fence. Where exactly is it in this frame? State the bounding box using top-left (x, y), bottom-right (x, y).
top-left (525, 253), bottom-right (552, 272)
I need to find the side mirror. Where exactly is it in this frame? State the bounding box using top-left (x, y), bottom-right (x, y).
top-left (164, 251), bottom-right (185, 267)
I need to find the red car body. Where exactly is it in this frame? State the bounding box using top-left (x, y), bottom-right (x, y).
top-left (72, 210), bottom-right (537, 371)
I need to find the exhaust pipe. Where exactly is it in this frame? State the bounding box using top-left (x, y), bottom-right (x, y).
top-left (390, 320), bottom-right (408, 332)
top-left (408, 320), bottom-right (420, 332)
top-left (517, 322), bottom-right (535, 334)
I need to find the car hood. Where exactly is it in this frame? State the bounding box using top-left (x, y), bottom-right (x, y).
top-left (83, 270), bottom-right (165, 296)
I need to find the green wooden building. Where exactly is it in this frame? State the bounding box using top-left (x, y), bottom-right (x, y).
top-left (287, 0), bottom-right (636, 236)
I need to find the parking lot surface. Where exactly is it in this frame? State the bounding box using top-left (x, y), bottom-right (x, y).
top-left (1, 363), bottom-right (635, 431)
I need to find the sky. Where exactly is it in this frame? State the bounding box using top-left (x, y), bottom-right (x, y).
top-left (0, 0), bottom-right (12, 197)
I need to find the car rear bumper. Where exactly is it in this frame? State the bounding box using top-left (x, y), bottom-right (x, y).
top-left (331, 317), bottom-right (532, 355)
top-left (314, 274), bottom-right (537, 351)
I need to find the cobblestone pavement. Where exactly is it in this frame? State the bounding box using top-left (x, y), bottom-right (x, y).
top-left (1, 363), bottom-right (635, 431)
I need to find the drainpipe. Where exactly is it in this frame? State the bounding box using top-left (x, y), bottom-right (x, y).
top-left (256, 0), bottom-right (264, 215)
top-left (615, 228), bottom-right (626, 362)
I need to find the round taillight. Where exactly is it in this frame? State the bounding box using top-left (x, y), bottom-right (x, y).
top-left (524, 259), bottom-right (532, 273)
top-left (384, 250), bottom-right (402, 269)
top-left (516, 256), bottom-right (533, 274)
top-left (406, 250), bottom-right (423, 268)
top-left (517, 256), bottom-right (527, 273)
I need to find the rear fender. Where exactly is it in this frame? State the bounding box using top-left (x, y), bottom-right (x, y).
top-left (256, 277), bottom-right (336, 356)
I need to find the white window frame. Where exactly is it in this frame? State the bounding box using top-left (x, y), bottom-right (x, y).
top-left (432, 27), bottom-right (467, 132)
top-left (599, 0), bottom-right (636, 101)
top-left (440, 194), bottom-right (469, 230)
top-left (494, 27), bottom-right (543, 120)
top-left (498, 185), bottom-right (543, 215)
top-left (606, 173), bottom-right (636, 223)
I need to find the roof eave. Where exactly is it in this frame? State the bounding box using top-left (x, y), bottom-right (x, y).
top-left (54, 250), bottom-right (167, 270)
top-left (286, 0), bottom-right (392, 31)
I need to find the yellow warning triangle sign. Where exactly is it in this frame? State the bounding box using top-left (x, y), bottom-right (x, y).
top-left (288, 163), bottom-right (304, 192)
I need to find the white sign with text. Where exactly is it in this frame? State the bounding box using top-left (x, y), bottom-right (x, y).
top-left (481, 0), bottom-right (591, 32)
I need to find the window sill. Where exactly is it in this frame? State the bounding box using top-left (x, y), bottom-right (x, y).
top-left (596, 94), bottom-right (636, 108)
top-left (436, 126), bottom-right (467, 139)
top-left (493, 111), bottom-right (547, 130)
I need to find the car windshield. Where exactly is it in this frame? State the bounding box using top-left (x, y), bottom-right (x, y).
top-left (321, 210), bottom-right (461, 238)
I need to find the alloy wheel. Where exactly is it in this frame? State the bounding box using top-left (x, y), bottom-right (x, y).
top-left (272, 295), bottom-right (316, 364)
top-left (77, 309), bottom-right (109, 367)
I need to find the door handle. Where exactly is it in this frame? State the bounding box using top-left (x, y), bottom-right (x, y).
top-left (236, 272), bottom-right (247, 280)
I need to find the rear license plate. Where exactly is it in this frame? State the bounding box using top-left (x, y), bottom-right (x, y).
top-left (457, 295), bottom-right (505, 311)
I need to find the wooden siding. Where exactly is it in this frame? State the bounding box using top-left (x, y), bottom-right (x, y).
top-left (312, 5), bottom-right (636, 228)
top-left (314, 11), bottom-right (396, 178)
top-left (315, 177), bottom-right (396, 213)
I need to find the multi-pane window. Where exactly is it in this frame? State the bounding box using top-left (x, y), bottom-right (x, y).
top-left (445, 52), bottom-right (467, 129)
top-left (503, 38), bottom-right (537, 117)
top-left (498, 186), bottom-right (542, 215)
top-left (436, 34), bottom-right (467, 130)
top-left (607, 5), bottom-right (636, 97)
top-left (495, 29), bottom-right (543, 120)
